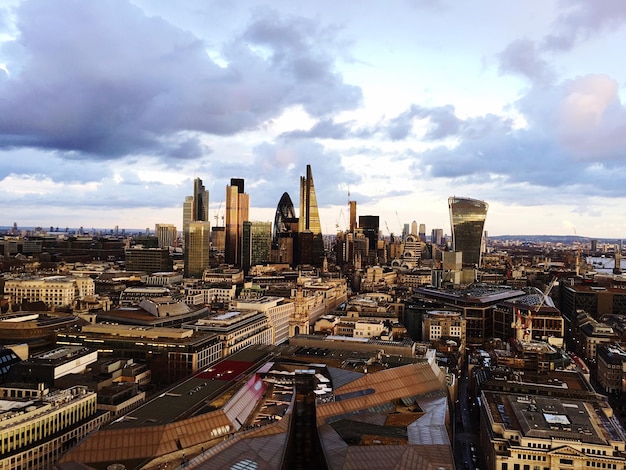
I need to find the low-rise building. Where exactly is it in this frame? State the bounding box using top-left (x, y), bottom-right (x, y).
top-left (0, 384), bottom-right (109, 470)
top-left (56, 324), bottom-right (221, 384)
top-left (3, 275), bottom-right (95, 308)
top-left (9, 346), bottom-right (98, 388)
top-left (185, 310), bottom-right (272, 356)
top-left (596, 343), bottom-right (626, 394)
top-left (232, 296), bottom-right (293, 345)
top-left (480, 390), bottom-right (626, 470)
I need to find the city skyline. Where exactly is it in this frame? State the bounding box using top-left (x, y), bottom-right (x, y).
top-left (2, 1), bottom-right (626, 237)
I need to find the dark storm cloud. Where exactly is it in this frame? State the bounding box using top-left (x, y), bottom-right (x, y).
top-left (0, 0), bottom-right (361, 162)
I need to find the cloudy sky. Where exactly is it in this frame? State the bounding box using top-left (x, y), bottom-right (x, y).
top-left (1, 0), bottom-right (626, 238)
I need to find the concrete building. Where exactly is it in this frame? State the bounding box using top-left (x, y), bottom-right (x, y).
top-left (480, 391), bottom-right (626, 470)
top-left (414, 285), bottom-right (526, 346)
top-left (3, 275), bottom-right (95, 308)
top-left (155, 223), bottom-right (177, 248)
top-left (232, 296), bottom-right (293, 345)
top-left (56, 324), bottom-right (222, 385)
top-left (185, 310), bottom-right (273, 357)
top-left (9, 346), bottom-right (98, 388)
top-left (0, 384), bottom-right (109, 470)
top-left (422, 310), bottom-right (466, 348)
top-left (596, 343), bottom-right (626, 394)
top-left (124, 246), bottom-right (173, 273)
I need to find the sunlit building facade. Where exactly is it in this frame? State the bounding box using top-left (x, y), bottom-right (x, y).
top-left (448, 196), bottom-right (488, 267)
top-left (225, 178), bottom-right (249, 267)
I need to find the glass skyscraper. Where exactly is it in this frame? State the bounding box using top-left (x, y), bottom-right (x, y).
top-left (448, 196), bottom-right (488, 268)
top-left (183, 178), bottom-right (210, 277)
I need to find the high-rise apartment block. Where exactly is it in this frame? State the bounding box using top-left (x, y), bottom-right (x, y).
top-left (448, 196), bottom-right (488, 267)
top-left (225, 178), bottom-right (249, 267)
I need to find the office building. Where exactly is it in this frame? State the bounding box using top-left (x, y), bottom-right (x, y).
top-left (184, 221), bottom-right (210, 278)
top-left (155, 223), bottom-right (177, 248)
top-left (124, 246), bottom-right (173, 273)
top-left (225, 178), bottom-right (250, 267)
top-left (480, 391), bottom-right (626, 470)
top-left (272, 192), bottom-right (297, 245)
top-left (431, 228), bottom-right (443, 245)
top-left (418, 223), bottom-right (426, 242)
top-left (359, 215), bottom-right (379, 251)
top-left (0, 385), bottom-right (109, 470)
top-left (242, 221), bottom-right (272, 273)
top-left (183, 178), bottom-right (210, 277)
top-left (4, 276), bottom-right (95, 308)
top-left (448, 196), bottom-right (488, 267)
top-left (349, 200), bottom-right (357, 232)
top-left (298, 164), bottom-right (324, 265)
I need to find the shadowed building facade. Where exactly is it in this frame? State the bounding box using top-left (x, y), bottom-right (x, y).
top-left (448, 196), bottom-right (488, 268)
top-left (225, 178), bottom-right (250, 267)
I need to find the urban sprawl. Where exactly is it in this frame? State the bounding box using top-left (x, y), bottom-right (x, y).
top-left (1, 164), bottom-right (626, 470)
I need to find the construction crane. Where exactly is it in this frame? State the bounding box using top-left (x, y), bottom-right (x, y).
top-left (214, 201), bottom-right (222, 227)
top-left (513, 277), bottom-right (557, 341)
top-left (395, 211), bottom-right (403, 239)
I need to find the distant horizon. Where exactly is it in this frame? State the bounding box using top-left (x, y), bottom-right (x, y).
top-left (1, 225), bottom-right (623, 243)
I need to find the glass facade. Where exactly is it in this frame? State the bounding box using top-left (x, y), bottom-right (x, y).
top-left (448, 196), bottom-right (488, 267)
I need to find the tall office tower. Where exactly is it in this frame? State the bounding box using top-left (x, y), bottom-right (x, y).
top-left (155, 224), bottom-right (177, 248)
top-left (298, 164), bottom-right (324, 265)
top-left (411, 220), bottom-right (418, 236)
top-left (448, 196), bottom-right (489, 268)
top-left (298, 165), bottom-right (322, 235)
top-left (402, 223), bottom-right (409, 241)
top-left (359, 215), bottom-right (379, 251)
top-left (431, 228), bottom-right (444, 245)
top-left (183, 177), bottom-right (210, 277)
top-left (349, 200), bottom-right (357, 233)
top-left (182, 196), bottom-right (193, 235)
top-left (193, 178), bottom-right (210, 222)
top-left (185, 221), bottom-right (211, 277)
top-left (225, 178), bottom-right (250, 266)
top-left (419, 223), bottom-right (426, 242)
top-left (242, 221), bottom-right (272, 272)
top-left (272, 192), bottom-right (296, 246)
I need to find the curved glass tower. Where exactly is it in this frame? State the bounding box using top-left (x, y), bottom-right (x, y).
top-left (448, 196), bottom-right (488, 267)
top-left (273, 192), bottom-right (296, 245)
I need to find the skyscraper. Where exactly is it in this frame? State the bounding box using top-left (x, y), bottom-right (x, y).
top-left (225, 178), bottom-right (249, 267)
top-left (272, 192), bottom-right (296, 246)
top-left (185, 221), bottom-right (211, 278)
top-left (359, 215), bottom-right (379, 251)
top-left (349, 200), bottom-right (357, 233)
top-left (448, 196), bottom-right (489, 268)
top-left (298, 165), bottom-right (322, 235)
top-left (183, 177), bottom-right (210, 277)
top-left (242, 221), bottom-right (272, 272)
top-left (298, 165), bottom-right (324, 265)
